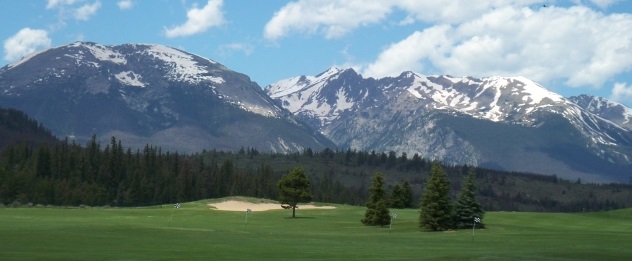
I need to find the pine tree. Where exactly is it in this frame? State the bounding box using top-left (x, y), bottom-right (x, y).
top-left (389, 183), bottom-right (405, 208)
top-left (389, 181), bottom-right (413, 208)
top-left (454, 167), bottom-right (485, 229)
top-left (362, 172), bottom-right (390, 226)
top-left (401, 181), bottom-right (413, 208)
top-left (419, 161), bottom-right (453, 231)
top-left (277, 167), bottom-right (312, 218)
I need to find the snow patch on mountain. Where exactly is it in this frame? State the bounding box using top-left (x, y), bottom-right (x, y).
top-left (114, 71), bottom-right (145, 87)
top-left (72, 42), bottom-right (127, 65)
top-left (569, 94), bottom-right (632, 132)
top-left (510, 76), bottom-right (564, 105)
top-left (267, 67), bottom-right (342, 100)
top-left (142, 45), bottom-right (223, 85)
top-left (268, 68), bottom-right (632, 149)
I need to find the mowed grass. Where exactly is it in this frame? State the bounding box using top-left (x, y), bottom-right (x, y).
top-left (0, 198), bottom-right (631, 261)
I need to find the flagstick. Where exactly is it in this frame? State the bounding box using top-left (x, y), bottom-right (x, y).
top-left (244, 209), bottom-right (252, 229)
top-left (389, 213), bottom-right (397, 233)
top-left (472, 217), bottom-right (480, 242)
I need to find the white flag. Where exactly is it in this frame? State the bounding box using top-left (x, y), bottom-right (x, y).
top-left (175, 203), bottom-right (180, 208)
top-left (474, 217), bottom-right (481, 223)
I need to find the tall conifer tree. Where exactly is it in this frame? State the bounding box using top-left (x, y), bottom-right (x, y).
top-left (362, 172), bottom-right (390, 226)
top-left (454, 167), bottom-right (485, 228)
top-left (419, 161), bottom-right (453, 231)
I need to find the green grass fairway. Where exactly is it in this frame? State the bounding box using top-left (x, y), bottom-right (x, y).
top-left (1, 198), bottom-right (631, 260)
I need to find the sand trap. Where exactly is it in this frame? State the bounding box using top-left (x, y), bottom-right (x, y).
top-left (208, 200), bottom-right (335, 212)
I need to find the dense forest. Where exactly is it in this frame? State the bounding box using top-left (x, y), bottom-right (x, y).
top-left (1, 136), bottom-right (631, 212)
top-left (0, 106), bottom-right (631, 212)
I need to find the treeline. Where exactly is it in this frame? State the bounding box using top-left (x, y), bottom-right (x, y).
top-left (0, 137), bottom-right (282, 207)
top-left (1, 137), bottom-right (631, 212)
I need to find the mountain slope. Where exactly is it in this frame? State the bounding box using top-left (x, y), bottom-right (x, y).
top-left (0, 107), bottom-right (58, 149)
top-left (266, 68), bottom-right (632, 183)
top-left (0, 42), bottom-right (334, 153)
top-left (569, 94), bottom-right (632, 132)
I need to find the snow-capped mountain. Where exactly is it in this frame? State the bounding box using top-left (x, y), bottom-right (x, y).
top-left (266, 68), bottom-right (632, 183)
top-left (0, 42), bottom-right (334, 152)
top-left (569, 94), bottom-right (632, 132)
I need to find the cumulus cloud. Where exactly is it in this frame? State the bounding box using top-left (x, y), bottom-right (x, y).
top-left (3, 28), bottom-right (52, 62)
top-left (363, 26), bottom-right (452, 78)
top-left (117, 0), bottom-right (133, 10)
top-left (264, 0), bottom-right (394, 40)
top-left (264, 0), bottom-right (543, 40)
top-left (610, 82), bottom-right (632, 104)
top-left (74, 1), bottom-right (101, 21)
top-left (165, 0), bottom-right (225, 38)
top-left (363, 6), bottom-right (632, 89)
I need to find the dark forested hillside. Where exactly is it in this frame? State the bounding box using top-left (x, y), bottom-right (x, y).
top-left (1, 135), bottom-right (630, 212)
top-left (0, 107), bottom-right (57, 149)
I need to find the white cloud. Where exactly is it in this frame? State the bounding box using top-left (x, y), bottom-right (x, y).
top-left (74, 1), bottom-right (101, 21)
top-left (117, 0), bottom-right (133, 10)
top-left (363, 6), bottom-right (632, 89)
top-left (610, 82), bottom-right (632, 104)
top-left (165, 0), bottom-right (225, 38)
top-left (363, 26), bottom-right (452, 78)
top-left (46, 0), bottom-right (101, 23)
top-left (264, 0), bottom-right (393, 40)
top-left (3, 28), bottom-right (52, 62)
top-left (264, 0), bottom-right (544, 40)
top-left (395, 0), bottom-right (542, 24)
top-left (46, 0), bottom-right (77, 9)
top-left (218, 43), bottom-right (254, 56)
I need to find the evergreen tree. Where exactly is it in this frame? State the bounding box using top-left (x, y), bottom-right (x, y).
top-left (454, 167), bottom-right (485, 229)
top-left (419, 161), bottom-right (453, 231)
top-left (277, 167), bottom-right (312, 218)
top-left (390, 181), bottom-right (414, 208)
top-left (362, 172), bottom-right (390, 226)
top-left (401, 181), bottom-right (413, 208)
top-left (389, 183), bottom-right (405, 208)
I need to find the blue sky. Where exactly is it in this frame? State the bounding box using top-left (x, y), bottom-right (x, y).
top-left (2, 0), bottom-right (632, 106)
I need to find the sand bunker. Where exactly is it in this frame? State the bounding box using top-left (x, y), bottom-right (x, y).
top-left (208, 200), bottom-right (335, 212)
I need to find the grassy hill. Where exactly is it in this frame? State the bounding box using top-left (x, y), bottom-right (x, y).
top-left (1, 198), bottom-right (630, 260)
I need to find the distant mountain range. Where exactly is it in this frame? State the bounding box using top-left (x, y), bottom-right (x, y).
top-left (1, 41), bottom-right (631, 183)
top-left (0, 42), bottom-right (334, 153)
top-left (266, 68), bottom-right (632, 183)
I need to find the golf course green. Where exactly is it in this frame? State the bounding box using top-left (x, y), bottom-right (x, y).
top-left (0, 197), bottom-right (630, 260)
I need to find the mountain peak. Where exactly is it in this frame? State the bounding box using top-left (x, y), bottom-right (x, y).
top-left (0, 41), bottom-right (337, 153)
top-left (569, 94), bottom-right (632, 131)
top-left (267, 68), bottom-right (632, 182)
top-left (315, 67), bottom-right (343, 77)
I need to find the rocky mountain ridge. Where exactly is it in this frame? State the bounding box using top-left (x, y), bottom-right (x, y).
top-left (0, 42), bottom-right (334, 153)
top-left (266, 68), bottom-right (632, 183)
